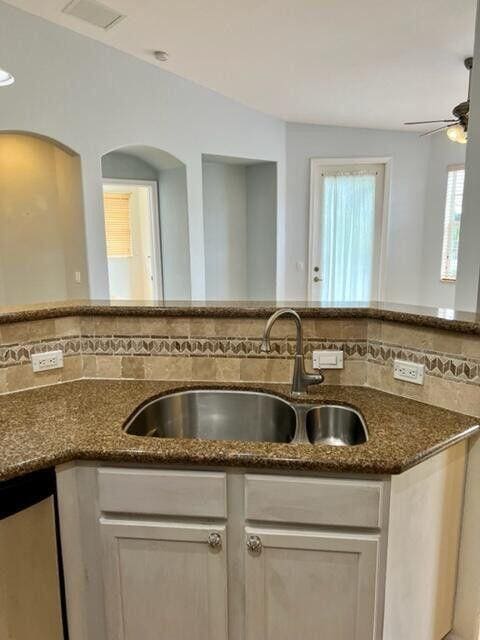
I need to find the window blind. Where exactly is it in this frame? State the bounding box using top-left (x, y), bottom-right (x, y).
top-left (103, 192), bottom-right (133, 258)
top-left (440, 166), bottom-right (465, 282)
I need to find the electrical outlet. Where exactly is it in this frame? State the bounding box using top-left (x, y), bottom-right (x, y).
top-left (31, 350), bottom-right (64, 373)
top-left (393, 359), bottom-right (424, 385)
top-left (312, 350), bottom-right (344, 369)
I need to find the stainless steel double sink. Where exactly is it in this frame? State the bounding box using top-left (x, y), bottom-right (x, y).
top-left (124, 390), bottom-right (368, 447)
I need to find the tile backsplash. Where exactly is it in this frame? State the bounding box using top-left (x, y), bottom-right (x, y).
top-left (0, 315), bottom-right (479, 415)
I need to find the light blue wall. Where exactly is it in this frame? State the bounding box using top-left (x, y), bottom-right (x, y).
top-left (158, 167), bottom-right (191, 300)
top-left (102, 152), bottom-right (158, 182)
top-left (202, 159), bottom-right (277, 300)
top-left (0, 0), bottom-right (286, 299)
top-left (246, 163), bottom-right (277, 300)
top-left (203, 162), bottom-right (248, 300)
top-left (285, 122), bottom-right (431, 305)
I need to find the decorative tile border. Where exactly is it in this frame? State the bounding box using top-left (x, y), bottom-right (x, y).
top-left (0, 336), bottom-right (81, 368)
top-left (80, 336), bottom-right (367, 360)
top-left (0, 333), bottom-right (479, 386)
top-left (368, 341), bottom-right (480, 385)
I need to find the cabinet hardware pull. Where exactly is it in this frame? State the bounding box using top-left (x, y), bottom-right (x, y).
top-left (207, 532), bottom-right (222, 549)
top-left (246, 535), bottom-right (262, 555)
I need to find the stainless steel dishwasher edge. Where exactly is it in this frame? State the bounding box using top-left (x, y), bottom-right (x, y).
top-left (0, 468), bottom-right (69, 640)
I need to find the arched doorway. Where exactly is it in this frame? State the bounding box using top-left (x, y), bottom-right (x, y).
top-left (101, 145), bottom-right (190, 301)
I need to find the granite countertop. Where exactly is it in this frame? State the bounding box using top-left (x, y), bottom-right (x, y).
top-left (0, 380), bottom-right (478, 481)
top-left (1, 299), bottom-right (479, 334)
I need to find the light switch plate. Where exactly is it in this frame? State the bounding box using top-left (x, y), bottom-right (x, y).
top-left (393, 359), bottom-right (424, 385)
top-left (31, 350), bottom-right (64, 372)
top-left (312, 350), bottom-right (344, 369)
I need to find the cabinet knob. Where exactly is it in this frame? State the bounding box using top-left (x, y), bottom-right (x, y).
top-left (207, 532), bottom-right (222, 549)
top-left (246, 534), bottom-right (262, 555)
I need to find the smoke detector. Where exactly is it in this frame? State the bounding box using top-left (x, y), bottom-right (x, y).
top-left (154, 51), bottom-right (169, 62)
top-left (62, 0), bottom-right (125, 30)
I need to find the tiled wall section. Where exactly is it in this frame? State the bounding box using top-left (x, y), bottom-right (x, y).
top-left (0, 315), bottom-right (479, 415)
top-left (366, 321), bottom-right (480, 415)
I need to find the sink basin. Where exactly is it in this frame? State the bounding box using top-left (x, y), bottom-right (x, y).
top-left (305, 405), bottom-right (368, 446)
top-left (124, 390), bottom-right (297, 443)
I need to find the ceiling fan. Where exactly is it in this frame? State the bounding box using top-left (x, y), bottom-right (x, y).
top-left (404, 57), bottom-right (473, 144)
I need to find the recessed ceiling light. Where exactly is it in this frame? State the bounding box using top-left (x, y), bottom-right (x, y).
top-left (154, 50), bottom-right (169, 62)
top-left (0, 68), bottom-right (14, 87)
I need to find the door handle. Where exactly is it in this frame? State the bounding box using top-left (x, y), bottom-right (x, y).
top-left (246, 535), bottom-right (262, 555)
top-left (207, 532), bottom-right (222, 550)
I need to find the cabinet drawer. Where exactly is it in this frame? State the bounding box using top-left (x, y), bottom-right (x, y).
top-left (98, 468), bottom-right (227, 518)
top-left (245, 474), bottom-right (384, 529)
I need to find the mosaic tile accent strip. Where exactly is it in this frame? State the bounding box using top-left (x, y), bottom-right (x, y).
top-left (0, 336), bottom-right (81, 368)
top-left (79, 336), bottom-right (367, 360)
top-left (0, 333), bottom-right (479, 386)
top-left (368, 340), bottom-right (480, 386)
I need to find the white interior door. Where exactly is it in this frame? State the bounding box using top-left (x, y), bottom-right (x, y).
top-left (308, 160), bottom-right (386, 303)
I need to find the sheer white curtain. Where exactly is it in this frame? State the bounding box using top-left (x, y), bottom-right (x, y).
top-left (320, 172), bottom-right (376, 302)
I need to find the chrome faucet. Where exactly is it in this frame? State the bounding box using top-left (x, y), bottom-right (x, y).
top-left (261, 308), bottom-right (324, 396)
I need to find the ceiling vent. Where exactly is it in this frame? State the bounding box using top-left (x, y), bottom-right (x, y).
top-left (62, 0), bottom-right (125, 30)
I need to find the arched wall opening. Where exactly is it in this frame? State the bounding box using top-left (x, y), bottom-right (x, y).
top-left (101, 145), bottom-right (191, 301)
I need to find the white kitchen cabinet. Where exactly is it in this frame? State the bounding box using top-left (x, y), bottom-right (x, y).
top-left (56, 441), bottom-right (466, 640)
top-left (100, 519), bottom-right (228, 640)
top-left (244, 527), bottom-right (379, 640)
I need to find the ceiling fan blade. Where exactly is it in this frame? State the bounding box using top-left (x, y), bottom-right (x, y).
top-left (420, 124), bottom-right (453, 137)
top-left (404, 119), bottom-right (458, 125)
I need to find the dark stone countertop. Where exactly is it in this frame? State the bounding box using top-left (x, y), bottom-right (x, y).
top-left (0, 299), bottom-right (478, 334)
top-left (0, 379), bottom-right (478, 481)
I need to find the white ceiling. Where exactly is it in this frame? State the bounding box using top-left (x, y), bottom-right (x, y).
top-left (3, 0), bottom-right (477, 131)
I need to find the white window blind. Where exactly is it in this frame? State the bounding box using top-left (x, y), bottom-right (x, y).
top-left (103, 191), bottom-right (133, 258)
top-left (440, 166), bottom-right (465, 282)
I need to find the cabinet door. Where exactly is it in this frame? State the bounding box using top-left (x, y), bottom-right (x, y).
top-left (101, 519), bottom-right (228, 640)
top-left (245, 527), bottom-right (378, 640)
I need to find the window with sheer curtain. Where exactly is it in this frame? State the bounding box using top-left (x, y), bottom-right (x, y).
top-left (440, 165), bottom-right (465, 282)
top-left (320, 171), bottom-right (377, 302)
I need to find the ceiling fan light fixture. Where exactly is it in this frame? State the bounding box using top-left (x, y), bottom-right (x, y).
top-left (446, 123), bottom-right (468, 144)
top-left (0, 67), bottom-right (14, 87)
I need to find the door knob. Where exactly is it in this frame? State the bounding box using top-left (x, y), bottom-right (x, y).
top-left (313, 276), bottom-right (321, 283)
top-left (246, 534), bottom-right (262, 555)
top-left (207, 532), bottom-right (222, 549)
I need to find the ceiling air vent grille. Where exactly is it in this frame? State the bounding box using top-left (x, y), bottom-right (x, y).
top-left (62, 0), bottom-right (125, 30)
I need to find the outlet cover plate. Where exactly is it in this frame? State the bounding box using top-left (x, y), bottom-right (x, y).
top-left (31, 350), bottom-right (64, 373)
top-left (312, 350), bottom-right (344, 369)
top-left (393, 359), bottom-right (424, 385)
